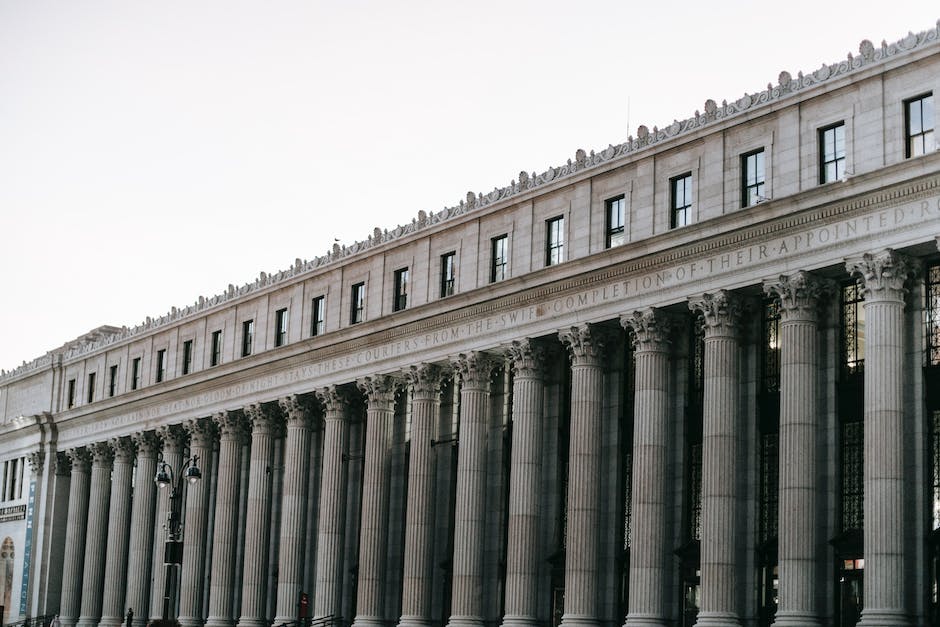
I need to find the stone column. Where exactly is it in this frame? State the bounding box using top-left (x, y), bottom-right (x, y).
top-left (398, 365), bottom-right (443, 627)
top-left (765, 273), bottom-right (831, 627)
top-left (848, 250), bottom-right (918, 627)
top-left (76, 442), bottom-right (115, 627)
top-left (688, 291), bottom-right (743, 627)
top-left (206, 412), bottom-right (248, 627)
top-left (314, 387), bottom-right (350, 620)
top-left (126, 432), bottom-right (160, 627)
top-left (151, 425), bottom-right (187, 621)
top-left (99, 438), bottom-right (136, 627)
top-left (352, 376), bottom-right (397, 627)
top-left (237, 403), bottom-right (280, 627)
top-left (275, 396), bottom-right (315, 624)
top-left (500, 340), bottom-right (546, 627)
top-left (447, 353), bottom-right (498, 627)
top-left (557, 324), bottom-right (607, 627)
top-left (620, 310), bottom-right (673, 627)
top-left (179, 418), bottom-right (217, 627)
top-left (60, 448), bottom-right (91, 627)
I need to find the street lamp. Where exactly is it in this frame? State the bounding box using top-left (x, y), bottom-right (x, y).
top-left (154, 455), bottom-right (202, 625)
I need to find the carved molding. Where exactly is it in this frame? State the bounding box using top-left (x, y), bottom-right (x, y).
top-left (688, 290), bottom-right (743, 337)
top-left (764, 271), bottom-right (836, 322)
top-left (846, 249), bottom-right (921, 303)
top-left (621, 309), bottom-right (673, 352)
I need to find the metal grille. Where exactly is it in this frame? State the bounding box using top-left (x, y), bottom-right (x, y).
top-left (927, 264), bottom-right (940, 367)
top-left (842, 281), bottom-right (865, 376)
top-left (623, 452), bottom-right (633, 550)
top-left (758, 432), bottom-right (779, 542)
top-left (841, 421), bottom-right (864, 531)
top-left (689, 443), bottom-right (703, 541)
top-left (762, 300), bottom-right (780, 393)
top-left (691, 315), bottom-right (705, 401)
top-left (933, 410), bottom-right (940, 530)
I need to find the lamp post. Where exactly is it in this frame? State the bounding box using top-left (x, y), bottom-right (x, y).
top-left (154, 455), bottom-right (202, 626)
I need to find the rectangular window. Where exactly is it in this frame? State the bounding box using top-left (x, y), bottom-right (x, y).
top-left (842, 280), bottom-right (865, 376)
top-left (351, 282), bottom-right (365, 324)
top-left (182, 340), bottom-right (193, 375)
top-left (440, 252), bottom-right (456, 298)
top-left (606, 196), bottom-right (626, 248)
top-left (670, 173), bottom-right (692, 228)
top-left (211, 330), bottom-right (222, 366)
top-left (741, 149), bottom-right (766, 207)
top-left (906, 93), bottom-right (935, 158)
top-left (545, 216), bottom-right (565, 266)
top-left (156, 349), bottom-right (166, 383)
top-left (819, 122), bottom-right (846, 183)
top-left (491, 234), bottom-right (508, 282)
top-left (393, 268), bottom-right (409, 312)
top-left (242, 320), bottom-right (254, 357)
top-left (67, 378), bottom-right (76, 408)
top-left (275, 308), bottom-right (288, 347)
top-left (108, 364), bottom-right (118, 397)
top-left (131, 358), bottom-right (141, 390)
top-left (87, 372), bottom-right (96, 403)
top-left (311, 296), bottom-right (325, 336)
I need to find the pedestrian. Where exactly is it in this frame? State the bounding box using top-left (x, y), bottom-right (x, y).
top-left (125, 608), bottom-right (133, 627)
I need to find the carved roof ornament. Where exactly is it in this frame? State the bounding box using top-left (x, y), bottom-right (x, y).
top-left (3, 21), bottom-right (939, 381)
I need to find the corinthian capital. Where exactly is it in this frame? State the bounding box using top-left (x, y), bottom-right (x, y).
top-left (620, 309), bottom-right (673, 352)
top-left (244, 403), bottom-right (280, 435)
top-left (185, 417), bottom-right (218, 448)
top-left (315, 386), bottom-right (351, 421)
top-left (846, 249), bottom-right (920, 303)
top-left (451, 352), bottom-right (499, 390)
top-left (405, 364), bottom-right (445, 401)
top-left (558, 323), bottom-right (608, 366)
top-left (357, 375), bottom-right (399, 408)
top-left (133, 431), bottom-right (161, 458)
top-left (109, 436), bottom-right (136, 464)
top-left (764, 271), bottom-right (835, 322)
top-left (688, 290), bottom-right (743, 337)
top-left (505, 339), bottom-right (545, 378)
top-left (279, 394), bottom-right (315, 428)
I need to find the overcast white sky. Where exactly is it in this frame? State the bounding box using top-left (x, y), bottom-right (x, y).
top-left (1, 1), bottom-right (937, 371)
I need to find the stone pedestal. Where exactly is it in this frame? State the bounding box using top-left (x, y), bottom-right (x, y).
top-left (689, 291), bottom-right (743, 627)
top-left (76, 442), bottom-right (115, 627)
top-left (99, 438), bottom-right (136, 627)
top-left (60, 448), bottom-right (91, 627)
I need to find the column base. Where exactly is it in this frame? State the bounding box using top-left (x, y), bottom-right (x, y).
top-left (352, 617), bottom-right (387, 627)
top-left (98, 616), bottom-right (124, 627)
top-left (446, 616), bottom-right (484, 627)
top-left (236, 618), bottom-right (269, 627)
top-left (204, 618), bottom-right (235, 627)
top-left (858, 609), bottom-right (910, 627)
top-left (179, 617), bottom-right (203, 627)
top-left (500, 615), bottom-right (540, 627)
top-left (693, 612), bottom-right (741, 627)
top-left (771, 611), bottom-right (821, 627)
top-left (77, 617), bottom-right (102, 627)
top-left (559, 614), bottom-right (599, 627)
top-left (398, 617), bottom-right (432, 627)
top-left (623, 614), bottom-right (668, 627)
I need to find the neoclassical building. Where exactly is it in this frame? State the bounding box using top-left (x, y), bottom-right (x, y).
top-left (2, 20), bottom-right (940, 627)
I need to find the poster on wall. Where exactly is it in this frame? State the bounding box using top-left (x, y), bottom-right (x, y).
top-left (19, 480), bottom-right (34, 616)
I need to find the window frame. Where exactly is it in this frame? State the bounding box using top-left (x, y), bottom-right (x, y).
top-left (86, 372), bottom-right (96, 403)
top-left (155, 349), bottom-right (166, 383)
top-left (440, 252), bottom-right (456, 298)
top-left (242, 320), bottom-right (254, 357)
top-left (275, 308), bottom-right (288, 347)
top-left (393, 268), bottom-right (409, 312)
top-left (351, 282), bottom-right (365, 324)
top-left (182, 340), bottom-right (193, 375)
top-left (741, 149), bottom-right (766, 207)
top-left (131, 357), bottom-right (141, 390)
top-left (210, 330), bottom-right (222, 367)
top-left (545, 216), bottom-right (565, 267)
top-left (670, 173), bottom-right (693, 229)
top-left (67, 378), bottom-right (76, 408)
top-left (491, 234), bottom-right (508, 283)
top-left (108, 364), bottom-right (118, 397)
top-left (905, 92), bottom-right (935, 158)
top-left (606, 195), bottom-right (626, 248)
top-left (819, 122), bottom-right (846, 184)
top-left (311, 296), bottom-right (325, 337)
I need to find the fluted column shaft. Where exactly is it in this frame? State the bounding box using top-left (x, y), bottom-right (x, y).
top-left (351, 377), bottom-right (397, 627)
top-left (77, 443), bottom-right (115, 627)
top-left (238, 404), bottom-right (279, 627)
top-left (689, 291), bottom-right (742, 627)
top-left (205, 412), bottom-right (247, 627)
top-left (849, 250), bottom-right (917, 627)
top-left (448, 354), bottom-right (497, 627)
top-left (60, 449), bottom-right (92, 627)
top-left (622, 311), bottom-right (672, 627)
top-left (558, 325), bottom-right (606, 627)
top-left (100, 439), bottom-right (136, 627)
top-left (501, 340), bottom-right (545, 627)
top-left (399, 365), bottom-right (443, 627)
top-left (766, 273), bottom-right (829, 627)
top-left (151, 427), bottom-right (187, 621)
top-left (126, 433), bottom-right (160, 627)
top-left (179, 418), bottom-right (217, 627)
top-left (314, 388), bottom-right (350, 620)
top-left (275, 397), bottom-right (314, 624)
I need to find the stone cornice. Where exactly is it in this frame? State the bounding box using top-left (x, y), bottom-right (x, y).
top-left (3, 21), bottom-right (938, 382)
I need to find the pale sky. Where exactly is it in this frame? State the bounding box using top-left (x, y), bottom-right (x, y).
top-left (1, 1), bottom-right (937, 371)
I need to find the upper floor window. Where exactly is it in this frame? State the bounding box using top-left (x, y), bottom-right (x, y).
top-left (906, 93), bottom-right (935, 158)
top-left (819, 122), bottom-right (846, 183)
top-left (393, 268), bottom-right (409, 312)
top-left (311, 296), bottom-right (325, 336)
top-left (131, 357), bottom-right (141, 390)
top-left (67, 378), bottom-right (76, 408)
top-left (242, 320), bottom-right (254, 357)
top-left (440, 252), bottom-right (456, 298)
top-left (606, 196), bottom-right (625, 248)
top-left (351, 282), bottom-right (365, 324)
top-left (545, 217), bottom-right (565, 266)
top-left (742, 149), bottom-right (766, 207)
top-left (275, 308), bottom-right (288, 347)
top-left (491, 235), bottom-right (508, 282)
top-left (210, 330), bottom-right (222, 367)
top-left (155, 349), bottom-right (166, 383)
top-left (670, 173), bottom-right (692, 228)
top-left (182, 340), bottom-right (193, 375)
top-left (87, 372), bottom-right (96, 403)
top-left (108, 364), bottom-right (118, 397)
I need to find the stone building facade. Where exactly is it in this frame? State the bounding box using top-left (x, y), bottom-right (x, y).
top-left (1, 20), bottom-right (940, 627)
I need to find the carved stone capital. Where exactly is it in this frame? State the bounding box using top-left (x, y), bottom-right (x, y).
top-left (213, 410), bottom-right (249, 441)
top-left (132, 431), bottom-right (162, 458)
top-left (185, 417), bottom-right (218, 448)
top-left (316, 386), bottom-right (351, 422)
top-left (451, 352), bottom-right (499, 390)
top-left (558, 323), bottom-right (608, 366)
top-left (505, 339), bottom-right (545, 378)
top-left (764, 271), bottom-right (835, 322)
top-left (357, 375), bottom-right (399, 409)
top-left (620, 309), bottom-right (673, 353)
top-left (88, 441), bottom-right (114, 467)
top-left (26, 450), bottom-right (45, 473)
top-left (688, 290), bottom-right (743, 338)
top-left (244, 403), bottom-right (280, 435)
top-left (54, 451), bottom-right (72, 476)
top-left (406, 364), bottom-right (444, 401)
top-left (109, 437), bottom-right (136, 464)
top-left (846, 249), bottom-right (921, 303)
top-left (279, 394), bottom-right (315, 428)
top-left (158, 424), bottom-right (189, 455)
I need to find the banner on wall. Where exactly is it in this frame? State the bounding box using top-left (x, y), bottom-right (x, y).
top-left (19, 480), bottom-right (34, 615)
